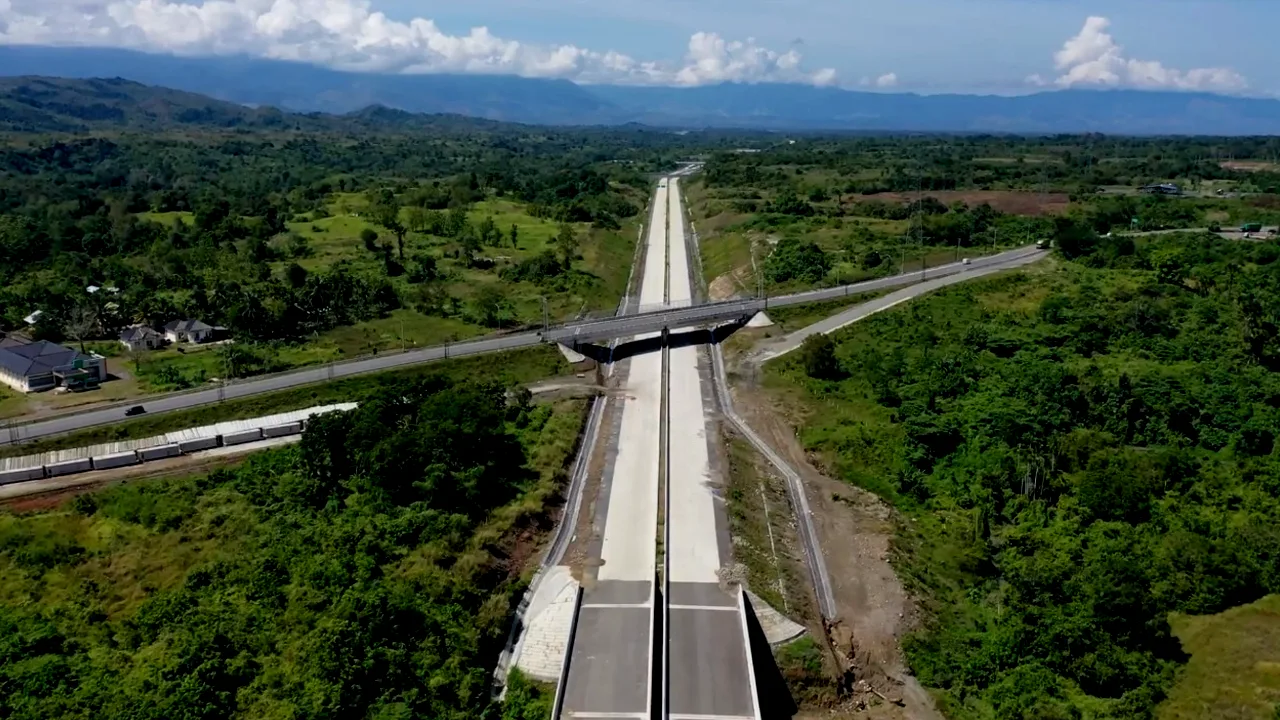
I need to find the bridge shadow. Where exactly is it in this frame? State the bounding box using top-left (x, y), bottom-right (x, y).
top-left (742, 592), bottom-right (799, 719)
top-left (571, 321), bottom-right (745, 364)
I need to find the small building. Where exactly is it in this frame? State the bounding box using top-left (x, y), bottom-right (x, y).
top-left (119, 325), bottom-right (163, 352)
top-left (22, 310), bottom-right (42, 326)
top-left (1140, 183), bottom-right (1182, 196)
top-left (163, 319), bottom-right (213, 344)
top-left (0, 337), bottom-right (106, 393)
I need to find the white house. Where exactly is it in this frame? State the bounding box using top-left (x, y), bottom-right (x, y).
top-left (163, 319), bottom-right (214, 344)
top-left (119, 326), bottom-right (163, 352)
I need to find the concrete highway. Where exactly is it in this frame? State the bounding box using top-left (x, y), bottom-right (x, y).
top-left (664, 175), bottom-right (757, 720)
top-left (1, 239), bottom-right (1042, 446)
top-left (559, 179), bottom-right (666, 719)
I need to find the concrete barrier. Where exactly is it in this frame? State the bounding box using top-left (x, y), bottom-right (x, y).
top-left (47, 458), bottom-right (93, 477)
top-left (91, 451), bottom-right (140, 470)
top-left (221, 429), bottom-right (262, 446)
top-left (0, 466), bottom-right (44, 485)
top-left (262, 422), bottom-right (302, 438)
top-left (139, 444), bottom-right (181, 462)
top-left (178, 437), bottom-right (219, 454)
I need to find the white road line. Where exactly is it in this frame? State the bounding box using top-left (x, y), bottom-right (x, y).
top-left (668, 714), bottom-right (757, 720)
top-left (579, 603), bottom-right (652, 610)
top-left (666, 604), bottom-right (739, 612)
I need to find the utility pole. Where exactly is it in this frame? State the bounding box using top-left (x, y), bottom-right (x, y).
top-left (540, 296), bottom-right (549, 333)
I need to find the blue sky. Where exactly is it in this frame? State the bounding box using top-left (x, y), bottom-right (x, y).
top-left (2, 0), bottom-right (1272, 94)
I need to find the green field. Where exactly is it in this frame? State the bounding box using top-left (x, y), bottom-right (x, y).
top-left (1160, 595), bottom-right (1280, 720)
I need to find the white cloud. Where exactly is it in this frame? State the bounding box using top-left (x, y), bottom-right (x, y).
top-left (0, 0), bottom-right (836, 86)
top-left (874, 72), bottom-right (898, 88)
top-left (1051, 16), bottom-right (1246, 92)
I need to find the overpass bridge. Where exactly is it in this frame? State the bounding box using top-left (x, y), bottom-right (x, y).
top-left (541, 245), bottom-right (1044, 348)
top-left (0, 240), bottom-right (1042, 447)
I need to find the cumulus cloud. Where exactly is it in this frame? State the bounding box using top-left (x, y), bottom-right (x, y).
top-left (1052, 16), bottom-right (1245, 92)
top-left (0, 0), bottom-right (836, 85)
top-left (874, 72), bottom-right (898, 88)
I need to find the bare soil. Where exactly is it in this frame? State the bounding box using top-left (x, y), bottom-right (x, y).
top-left (727, 364), bottom-right (942, 720)
top-left (860, 190), bottom-right (1070, 217)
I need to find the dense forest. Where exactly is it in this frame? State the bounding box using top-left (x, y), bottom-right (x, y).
top-left (0, 376), bottom-right (579, 719)
top-left (784, 228), bottom-right (1280, 718)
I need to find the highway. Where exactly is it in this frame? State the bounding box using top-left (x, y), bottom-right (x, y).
top-left (559, 179), bottom-right (667, 719)
top-left (664, 175), bottom-right (757, 720)
top-left (1, 244), bottom-right (1043, 446)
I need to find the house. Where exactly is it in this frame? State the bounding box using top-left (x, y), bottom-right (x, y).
top-left (163, 319), bottom-right (214, 344)
top-left (0, 336), bottom-right (106, 393)
top-left (1140, 183), bottom-right (1182, 196)
top-left (119, 325), bottom-right (163, 352)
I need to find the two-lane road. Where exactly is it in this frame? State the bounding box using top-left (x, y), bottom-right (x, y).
top-left (3, 245), bottom-right (1046, 446)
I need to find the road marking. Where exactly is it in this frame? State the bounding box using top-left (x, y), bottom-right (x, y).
top-left (668, 714), bottom-right (757, 720)
top-left (667, 604), bottom-right (738, 612)
top-left (580, 602), bottom-right (652, 610)
top-left (566, 713), bottom-right (647, 719)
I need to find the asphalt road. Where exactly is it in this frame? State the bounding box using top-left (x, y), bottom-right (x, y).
top-left (3, 243), bottom-right (1044, 446)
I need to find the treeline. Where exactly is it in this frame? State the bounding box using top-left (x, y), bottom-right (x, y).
top-left (705, 135), bottom-right (1280, 195)
top-left (0, 378), bottom-right (564, 719)
top-left (789, 232), bottom-right (1280, 717)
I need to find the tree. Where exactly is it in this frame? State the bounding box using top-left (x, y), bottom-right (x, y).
top-left (554, 224), bottom-right (578, 267)
top-left (509, 223), bottom-right (519, 249)
top-left (373, 202), bottom-right (406, 259)
top-left (477, 216), bottom-right (498, 246)
top-left (406, 206), bottom-right (427, 234)
top-left (63, 305), bottom-right (97, 353)
top-left (361, 228), bottom-right (379, 252)
top-left (799, 333), bottom-right (844, 380)
top-left (285, 262), bottom-right (309, 289)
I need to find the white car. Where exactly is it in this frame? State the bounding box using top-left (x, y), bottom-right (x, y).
top-left (962, 258), bottom-right (971, 265)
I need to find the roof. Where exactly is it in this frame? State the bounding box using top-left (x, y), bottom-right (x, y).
top-left (119, 326), bottom-right (160, 342)
top-left (163, 319), bottom-right (213, 333)
top-left (0, 339), bottom-right (96, 380)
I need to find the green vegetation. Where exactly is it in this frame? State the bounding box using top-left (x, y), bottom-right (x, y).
top-left (1160, 595), bottom-right (1280, 720)
top-left (770, 231), bottom-right (1280, 718)
top-left (0, 345), bottom-right (567, 458)
top-left (0, 376), bottom-right (585, 719)
top-left (0, 95), bottom-right (698, 413)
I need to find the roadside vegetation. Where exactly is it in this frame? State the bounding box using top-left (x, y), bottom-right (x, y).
top-left (689, 136), bottom-right (1280, 300)
top-left (0, 345), bottom-right (568, 459)
top-left (0, 112), bottom-right (686, 416)
top-left (771, 227), bottom-right (1280, 718)
top-left (0, 376), bottom-right (582, 719)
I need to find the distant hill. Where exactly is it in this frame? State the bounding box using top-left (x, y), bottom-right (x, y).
top-left (0, 75), bottom-right (295, 132)
top-left (0, 46), bottom-right (620, 126)
top-left (3, 45), bottom-right (1280, 134)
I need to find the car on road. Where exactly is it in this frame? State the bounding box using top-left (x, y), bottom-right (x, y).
top-left (124, 405), bottom-right (146, 417)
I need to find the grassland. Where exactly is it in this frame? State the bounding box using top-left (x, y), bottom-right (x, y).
top-left (1160, 595), bottom-right (1280, 720)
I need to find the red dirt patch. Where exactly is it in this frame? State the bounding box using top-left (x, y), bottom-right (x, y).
top-left (1222, 161), bottom-right (1279, 173)
top-left (860, 190), bottom-right (1070, 216)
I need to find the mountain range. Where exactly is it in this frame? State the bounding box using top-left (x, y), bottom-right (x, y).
top-left (2, 45), bottom-right (1280, 135)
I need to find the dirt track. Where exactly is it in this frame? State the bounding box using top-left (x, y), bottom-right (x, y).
top-left (725, 343), bottom-right (942, 720)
